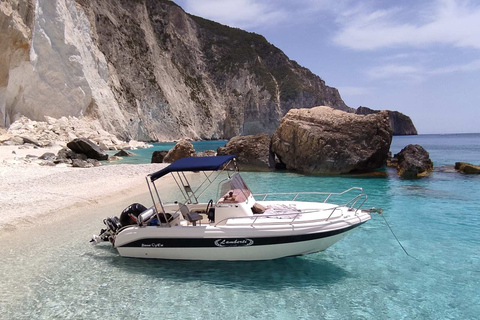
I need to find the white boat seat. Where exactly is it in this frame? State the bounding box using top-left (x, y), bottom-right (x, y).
top-left (179, 204), bottom-right (203, 226)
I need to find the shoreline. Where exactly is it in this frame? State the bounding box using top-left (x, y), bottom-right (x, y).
top-left (0, 149), bottom-right (168, 232)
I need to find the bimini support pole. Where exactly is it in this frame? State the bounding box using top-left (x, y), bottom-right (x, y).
top-left (146, 175), bottom-right (170, 227)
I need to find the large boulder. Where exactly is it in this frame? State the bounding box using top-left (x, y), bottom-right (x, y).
top-left (455, 162), bottom-right (480, 174)
top-left (217, 133), bottom-right (272, 168)
top-left (151, 150), bottom-right (168, 163)
top-left (393, 144), bottom-right (433, 178)
top-left (270, 106), bottom-right (392, 174)
top-left (66, 138), bottom-right (108, 161)
top-left (163, 140), bottom-right (196, 163)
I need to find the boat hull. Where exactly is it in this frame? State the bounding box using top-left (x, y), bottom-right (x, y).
top-left (114, 215), bottom-right (369, 261)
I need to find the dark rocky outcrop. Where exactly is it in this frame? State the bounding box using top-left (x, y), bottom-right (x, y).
top-left (391, 144), bottom-right (433, 178)
top-left (114, 150), bottom-right (136, 157)
top-left (39, 152), bottom-right (56, 161)
top-left (217, 133), bottom-right (271, 169)
top-left (163, 139), bottom-right (195, 163)
top-left (270, 106), bottom-right (392, 174)
top-left (356, 106), bottom-right (417, 135)
top-left (66, 138), bottom-right (108, 161)
top-left (151, 150), bottom-right (168, 163)
top-left (455, 162), bottom-right (480, 174)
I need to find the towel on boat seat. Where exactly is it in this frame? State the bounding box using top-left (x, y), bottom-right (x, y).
top-left (263, 204), bottom-right (301, 218)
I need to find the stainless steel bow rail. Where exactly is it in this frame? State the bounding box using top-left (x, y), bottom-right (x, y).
top-left (214, 188), bottom-right (368, 227)
top-left (254, 187), bottom-right (367, 210)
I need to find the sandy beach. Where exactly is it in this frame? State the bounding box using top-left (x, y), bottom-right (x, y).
top-left (0, 145), bottom-right (168, 232)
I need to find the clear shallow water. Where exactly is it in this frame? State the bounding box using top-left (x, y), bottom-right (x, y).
top-left (1, 134), bottom-right (480, 319)
top-left (107, 140), bottom-right (228, 165)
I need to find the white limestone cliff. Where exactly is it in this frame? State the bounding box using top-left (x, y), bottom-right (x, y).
top-left (1, 0), bottom-right (351, 141)
top-left (2, 0), bottom-right (127, 136)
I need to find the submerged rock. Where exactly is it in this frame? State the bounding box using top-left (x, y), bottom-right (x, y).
top-left (270, 106), bottom-right (392, 174)
top-left (455, 162), bottom-right (480, 174)
top-left (217, 133), bottom-right (271, 168)
top-left (163, 140), bottom-right (196, 163)
top-left (393, 144), bottom-right (433, 178)
top-left (114, 150), bottom-right (136, 157)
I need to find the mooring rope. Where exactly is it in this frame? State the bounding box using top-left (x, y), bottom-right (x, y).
top-left (379, 211), bottom-right (420, 261)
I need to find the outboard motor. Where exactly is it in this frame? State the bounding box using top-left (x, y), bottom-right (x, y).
top-left (91, 203), bottom-right (147, 245)
top-left (120, 203), bottom-right (148, 226)
top-left (90, 216), bottom-right (121, 244)
top-left (105, 216), bottom-right (122, 233)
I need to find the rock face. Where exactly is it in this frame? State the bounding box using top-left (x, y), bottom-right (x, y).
top-left (1, 0), bottom-right (350, 140)
top-left (217, 133), bottom-right (271, 168)
top-left (356, 106), bottom-right (417, 135)
top-left (163, 139), bottom-right (195, 163)
top-left (67, 138), bottom-right (109, 160)
top-left (270, 106), bottom-right (392, 174)
top-left (455, 162), bottom-right (480, 174)
top-left (392, 144), bottom-right (433, 178)
top-left (0, 0), bottom-right (36, 127)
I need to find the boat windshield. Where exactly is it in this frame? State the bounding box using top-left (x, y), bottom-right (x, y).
top-left (218, 173), bottom-right (252, 203)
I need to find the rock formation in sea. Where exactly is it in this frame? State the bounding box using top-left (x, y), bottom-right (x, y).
top-left (390, 144), bottom-right (433, 178)
top-left (0, 0), bottom-right (351, 141)
top-left (163, 139), bottom-right (195, 163)
top-left (455, 162), bottom-right (480, 174)
top-left (270, 106), bottom-right (392, 174)
top-left (217, 133), bottom-right (272, 169)
top-left (356, 106), bottom-right (417, 136)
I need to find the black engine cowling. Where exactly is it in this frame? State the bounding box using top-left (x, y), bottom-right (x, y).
top-left (119, 203), bottom-right (148, 226)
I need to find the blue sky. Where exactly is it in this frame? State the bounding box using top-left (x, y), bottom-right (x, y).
top-left (175, 0), bottom-right (480, 134)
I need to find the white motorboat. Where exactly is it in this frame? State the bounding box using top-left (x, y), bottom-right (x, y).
top-left (92, 155), bottom-right (374, 261)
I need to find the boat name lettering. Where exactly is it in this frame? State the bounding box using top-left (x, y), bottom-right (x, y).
top-left (141, 243), bottom-right (164, 248)
top-left (214, 238), bottom-right (254, 247)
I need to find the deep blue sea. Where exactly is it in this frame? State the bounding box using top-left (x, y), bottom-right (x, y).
top-left (1, 134), bottom-right (479, 319)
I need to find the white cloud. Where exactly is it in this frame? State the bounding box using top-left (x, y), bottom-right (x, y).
top-left (179, 0), bottom-right (288, 29)
top-left (333, 0), bottom-right (480, 51)
top-left (365, 58), bottom-right (480, 82)
top-left (430, 59), bottom-right (480, 74)
top-left (366, 64), bottom-right (425, 82)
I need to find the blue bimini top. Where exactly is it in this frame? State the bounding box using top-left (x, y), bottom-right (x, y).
top-left (149, 155), bottom-right (236, 182)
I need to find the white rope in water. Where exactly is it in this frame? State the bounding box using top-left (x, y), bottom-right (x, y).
top-left (380, 212), bottom-right (420, 261)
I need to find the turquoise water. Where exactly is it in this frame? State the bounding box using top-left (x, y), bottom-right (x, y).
top-left (107, 140), bottom-right (228, 164)
top-left (1, 134), bottom-right (480, 319)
